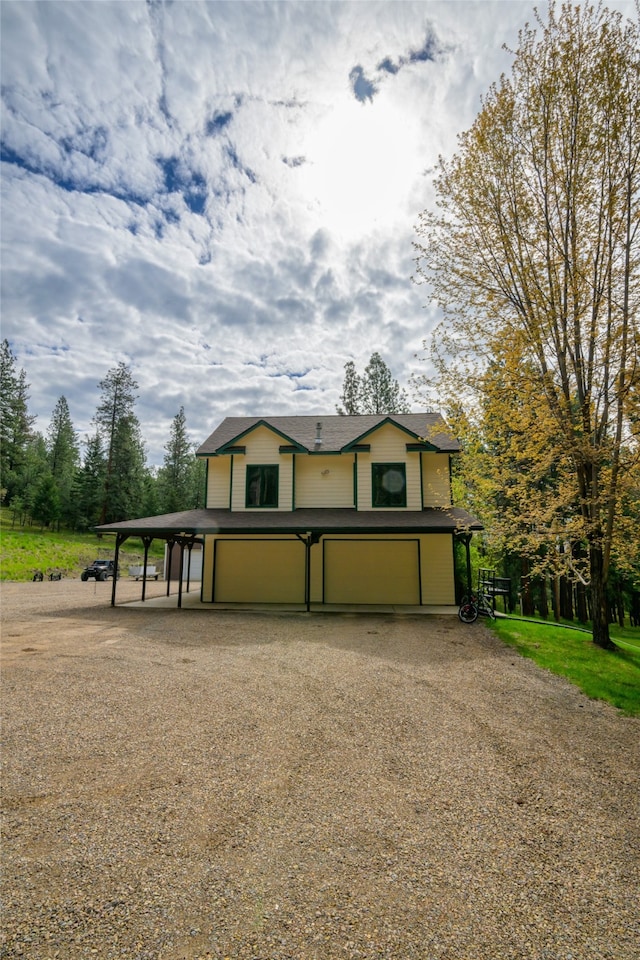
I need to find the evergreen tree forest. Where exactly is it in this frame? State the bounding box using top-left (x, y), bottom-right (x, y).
top-left (0, 341), bottom-right (205, 531)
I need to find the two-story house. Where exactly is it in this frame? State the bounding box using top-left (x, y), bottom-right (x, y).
top-left (96, 413), bottom-right (482, 610)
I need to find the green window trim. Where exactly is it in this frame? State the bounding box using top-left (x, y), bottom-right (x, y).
top-left (371, 462), bottom-right (407, 508)
top-left (245, 464), bottom-right (279, 508)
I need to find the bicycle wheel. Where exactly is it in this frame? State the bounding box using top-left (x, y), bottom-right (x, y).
top-left (481, 599), bottom-right (496, 620)
top-left (458, 601), bottom-right (478, 624)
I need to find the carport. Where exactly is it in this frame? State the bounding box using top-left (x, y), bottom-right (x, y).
top-left (96, 506), bottom-right (482, 611)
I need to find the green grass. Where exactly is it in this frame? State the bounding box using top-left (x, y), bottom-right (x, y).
top-left (490, 616), bottom-right (640, 716)
top-left (0, 509), bottom-right (165, 581)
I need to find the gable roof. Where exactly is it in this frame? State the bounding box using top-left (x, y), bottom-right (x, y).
top-left (197, 413), bottom-right (459, 456)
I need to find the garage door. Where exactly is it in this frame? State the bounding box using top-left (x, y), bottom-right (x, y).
top-left (323, 539), bottom-right (420, 605)
top-left (214, 539), bottom-right (305, 603)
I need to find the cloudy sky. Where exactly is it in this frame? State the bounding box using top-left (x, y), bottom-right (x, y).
top-left (2, 1), bottom-right (633, 465)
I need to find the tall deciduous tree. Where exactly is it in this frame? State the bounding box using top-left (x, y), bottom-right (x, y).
top-left (414, 2), bottom-right (640, 648)
top-left (94, 363), bottom-right (146, 524)
top-left (337, 353), bottom-right (410, 415)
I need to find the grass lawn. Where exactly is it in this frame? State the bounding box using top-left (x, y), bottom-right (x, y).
top-left (0, 509), bottom-right (165, 581)
top-left (490, 616), bottom-right (640, 716)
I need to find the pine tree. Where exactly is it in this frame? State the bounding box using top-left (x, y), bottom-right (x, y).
top-left (337, 361), bottom-right (361, 415)
top-left (0, 339), bottom-right (35, 502)
top-left (46, 396), bottom-right (79, 528)
top-left (157, 407), bottom-right (194, 513)
top-left (93, 363), bottom-right (146, 524)
top-left (360, 353), bottom-right (411, 415)
top-left (32, 472), bottom-right (61, 530)
top-left (336, 353), bottom-right (410, 415)
top-left (16, 434), bottom-right (49, 524)
top-left (187, 454), bottom-right (207, 509)
top-left (72, 433), bottom-right (106, 531)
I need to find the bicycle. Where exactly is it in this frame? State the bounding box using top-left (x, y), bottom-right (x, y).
top-left (458, 590), bottom-right (496, 624)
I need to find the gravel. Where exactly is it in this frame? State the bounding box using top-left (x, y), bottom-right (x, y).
top-left (1, 579), bottom-right (638, 959)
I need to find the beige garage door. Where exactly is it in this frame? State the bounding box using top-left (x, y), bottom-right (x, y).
top-left (323, 539), bottom-right (420, 605)
top-left (214, 539), bottom-right (305, 603)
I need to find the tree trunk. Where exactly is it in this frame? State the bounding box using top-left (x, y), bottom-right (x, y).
top-left (521, 557), bottom-right (534, 616)
top-left (630, 591), bottom-right (640, 628)
top-left (552, 576), bottom-right (561, 622)
top-left (538, 577), bottom-right (549, 620)
top-left (589, 541), bottom-right (614, 649)
top-left (560, 574), bottom-right (573, 621)
top-left (576, 580), bottom-right (588, 624)
top-left (616, 584), bottom-right (624, 629)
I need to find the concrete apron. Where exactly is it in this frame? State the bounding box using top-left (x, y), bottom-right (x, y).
top-left (120, 587), bottom-right (458, 616)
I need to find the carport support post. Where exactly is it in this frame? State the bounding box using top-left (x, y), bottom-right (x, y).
top-left (111, 534), bottom-right (126, 607)
top-left (177, 540), bottom-right (185, 609)
top-left (296, 532), bottom-right (320, 612)
top-left (166, 539), bottom-right (175, 596)
top-left (141, 536), bottom-right (153, 602)
top-left (186, 540), bottom-right (194, 593)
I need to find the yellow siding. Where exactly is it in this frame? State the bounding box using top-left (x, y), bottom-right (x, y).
top-left (205, 457), bottom-right (231, 509)
top-left (295, 455), bottom-right (354, 508)
top-left (202, 535), bottom-right (215, 602)
top-left (404, 455), bottom-right (422, 510)
top-left (368, 421), bottom-right (409, 459)
top-left (206, 425), bottom-right (449, 513)
top-left (357, 423), bottom-right (421, 510)
top-left (422, 454), bottom-right (451, 507)
top-left (355, 451), bottom-right (370, 509)
top-left (420, 533), bottom-right (455, 603)
top-left (230, 425), bottom-right (294, 511)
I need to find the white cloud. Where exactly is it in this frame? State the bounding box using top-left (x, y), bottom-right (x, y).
top-left (1, 0), bottom-right (634, 464)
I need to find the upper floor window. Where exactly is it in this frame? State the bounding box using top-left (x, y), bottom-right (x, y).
top-left (246, 464), bottom-right (279, 507)
top-left (372, 462), bottom-right (406, 507)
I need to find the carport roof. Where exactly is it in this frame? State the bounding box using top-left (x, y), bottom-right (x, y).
top-left (95, 507), bottom-right (483, 538)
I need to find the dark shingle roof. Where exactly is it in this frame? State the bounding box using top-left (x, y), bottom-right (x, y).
top-left (96, 507), bottom-right (482, 537)
top-left (196, 413), bottom-right (460, 456)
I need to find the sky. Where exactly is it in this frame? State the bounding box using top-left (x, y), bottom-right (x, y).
top-left (2, 0), bottom-right (634, 466)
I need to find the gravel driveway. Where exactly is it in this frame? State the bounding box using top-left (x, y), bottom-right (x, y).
top-left (1, 580), bottom-right (638, 960)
